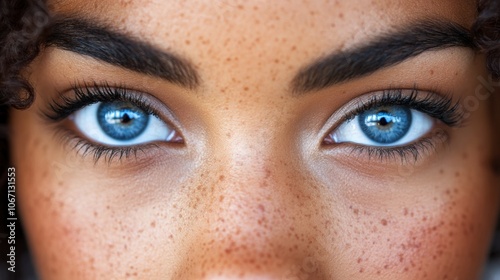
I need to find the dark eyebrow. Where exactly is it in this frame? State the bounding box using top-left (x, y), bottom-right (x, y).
top-left (43, 17), bottom-right (200, 89)
top-left (291, 20), bottom-right (475, 94)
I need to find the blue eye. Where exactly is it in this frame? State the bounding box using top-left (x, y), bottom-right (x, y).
top-left (97, 101), bottom-right (150, 141)
top-left (358, 106), bottom-right (412, 144)
top-left (329, 105), bottom-right (433, 147)
top-left (72, 101), bottom-right (180, 146)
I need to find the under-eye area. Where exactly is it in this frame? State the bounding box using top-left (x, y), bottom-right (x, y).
top-left (322, 88), bottom-right (464, 163)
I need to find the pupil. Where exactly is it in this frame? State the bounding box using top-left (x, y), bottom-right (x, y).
top-left (379, 117), bottom-right (389, 126)
top-left (122, 113), bottom-right (131, 124)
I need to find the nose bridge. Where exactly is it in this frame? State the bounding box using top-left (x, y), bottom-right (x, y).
top-left (208, 117), bottom-right (299, 238)
top-left (178, 119), bottom-right (328, 279)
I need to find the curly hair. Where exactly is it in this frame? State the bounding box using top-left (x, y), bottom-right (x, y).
top-left (473, 0), bottom-right (500, 79)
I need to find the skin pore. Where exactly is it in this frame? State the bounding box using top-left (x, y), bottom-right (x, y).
top-left (8, 0), bottom-right (500, 279)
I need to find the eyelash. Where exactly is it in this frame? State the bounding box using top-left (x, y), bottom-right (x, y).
top-left (329, 88), bottom-right (463, 163)
top-left (45, 83), bottom-right (159, 121)
top-left (44, 85), bottom-right (463, 163)
top-left (44, 83), bottom-right (164, 162)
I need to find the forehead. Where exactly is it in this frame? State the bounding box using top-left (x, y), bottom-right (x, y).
top-left (47, 0), bottom-right (476, 87)
top-left (49, 0), bottom-right (476, 46)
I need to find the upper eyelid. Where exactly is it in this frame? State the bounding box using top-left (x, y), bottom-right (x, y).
top-left (43, 84), bottom-right (154, 120)
top-left (41, 83), bottom-right (185, 133)
top-left (341, 89), bottom-right (460, 125)
top-left (317, 88), bottom-right (463, 143)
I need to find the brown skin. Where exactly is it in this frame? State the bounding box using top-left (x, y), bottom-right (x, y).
top-left (9, 0), bottom-right (500, 279)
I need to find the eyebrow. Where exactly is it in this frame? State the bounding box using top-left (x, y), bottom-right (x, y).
top-left (43, 17), bottom-right (200, 89)
top-left (291, 20), bottom-right (475, 94)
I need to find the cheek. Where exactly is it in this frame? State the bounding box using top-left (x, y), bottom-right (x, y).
top-left (10, 113), bottom-right (163, 279)
top-left (335, 176), bottom-right (499, 278)
top-left (16, 158), bottom-right (173, 279)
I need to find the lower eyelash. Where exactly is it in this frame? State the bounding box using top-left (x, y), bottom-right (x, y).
top-left (346, 128), bottom-right (448, 164)
top-left (55, 127), bottom-right (160, 164)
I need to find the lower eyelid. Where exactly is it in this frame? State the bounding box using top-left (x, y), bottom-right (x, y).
top-left (327, 128), bottom-right (450, 165)
top-left (52, 126), bottom-right (171, 163)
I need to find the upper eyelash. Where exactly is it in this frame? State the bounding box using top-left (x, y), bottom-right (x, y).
top-left (41, 83), bottom-right (166, 163)
top-left (42, 82), bottom-right (158, 122)
top-left (44, 84), bottom-right (460, 163)
top-left (341, 88), bottom-right (464, 127)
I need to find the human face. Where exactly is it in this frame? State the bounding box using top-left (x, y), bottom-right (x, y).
top-left (10, 0), bottom-right (500, 279)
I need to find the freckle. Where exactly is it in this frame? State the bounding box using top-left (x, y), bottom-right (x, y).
top-left (439, 169), bottom-right (444, 174)
top-left (219, 195), bottom-right (224, 202)
top-left (219, 175), bottom-right (225, 181)
top-left (243, 86), bottom-right (249, 91)
top-left (462, 153), bottom-right (468, 159)
top-left (258, 204), bottom-right (265, 212)
top-left (185, 39), bottom-right (190, 45)
top-left (150, 221), bottom-right (156, 228)
top-left (454, 171), bottom-right (460, 177)
top-left (338, 12), bottom-right (344, 18)
top-left (430, 69), bottom-right (434, 75)
top-left (403, 208), bottom-right (408, 216)
top-left (381, 219), bottom-right (388, 226)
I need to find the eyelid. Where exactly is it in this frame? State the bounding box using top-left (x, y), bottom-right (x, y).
top-left (41, 83), bottom-right (188, 163)
top-left (318, 88), bottom-right (463, 145)
top-left (42, 82), bottom-right (185, 135)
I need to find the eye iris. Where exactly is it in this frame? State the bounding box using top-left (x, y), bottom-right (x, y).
top-left (358, 106), bottom-right (412, 144)
top-left (97, 101), bottom-right (150, 140)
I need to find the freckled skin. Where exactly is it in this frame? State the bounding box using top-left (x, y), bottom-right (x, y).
top-left (9, 0), bottom-right (500, 279)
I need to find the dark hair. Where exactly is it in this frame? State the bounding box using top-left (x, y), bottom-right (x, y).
top-left (0, 0), bottom-right (499, 277)
top-left (474, 0), bottom-right (500, 79)
top-left (0, 0), bottom-right (499, 109)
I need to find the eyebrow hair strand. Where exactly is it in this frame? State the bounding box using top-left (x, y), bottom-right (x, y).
top-left (43, 17), bottom-right (200, 89)
top-left (291, 20), bottom-right (475, 94)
